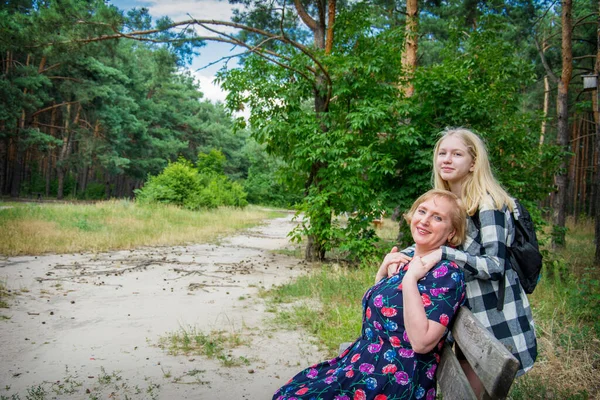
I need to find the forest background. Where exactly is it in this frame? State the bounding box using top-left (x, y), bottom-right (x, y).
top-left (1, 0), bottom-right (600, 397)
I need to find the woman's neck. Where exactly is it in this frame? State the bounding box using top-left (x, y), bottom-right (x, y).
top-left (414, 246), bottom-right (437, 258)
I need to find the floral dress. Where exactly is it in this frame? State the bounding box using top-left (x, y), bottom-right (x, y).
top-left (273, 260), bottom-right (466, 400)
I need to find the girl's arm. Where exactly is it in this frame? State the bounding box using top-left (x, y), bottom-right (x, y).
top-left (441, 204), bottom-right (512, 281)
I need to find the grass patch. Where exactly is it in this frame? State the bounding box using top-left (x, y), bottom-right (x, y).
top-left (157, 326), bottom-right (250, 367)
top-left (0, 278), bottom-right (12, 309)
top-left (0, 201), bottom-right (274, 256)
top-left (262, 264), bottom-right (374, 352)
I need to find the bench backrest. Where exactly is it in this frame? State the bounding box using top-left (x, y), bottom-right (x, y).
top-left (437, 306), bottom-right (520, 399)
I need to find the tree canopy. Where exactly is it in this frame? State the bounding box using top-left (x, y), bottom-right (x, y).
top-left (3, 0), bottom-right (597, 261)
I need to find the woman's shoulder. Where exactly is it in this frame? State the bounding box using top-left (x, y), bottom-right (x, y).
top-left (434, 259), bottom-right (463, 275)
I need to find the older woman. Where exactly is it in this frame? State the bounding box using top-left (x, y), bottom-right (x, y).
top-left (273, 189), bottom-right (467, 400)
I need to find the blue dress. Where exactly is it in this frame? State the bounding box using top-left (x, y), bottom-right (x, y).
top-left (273, 260), bottom-right (466, 400)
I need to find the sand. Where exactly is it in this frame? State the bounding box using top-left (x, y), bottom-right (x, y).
top-left (0, 213), bottom-right (326, 399)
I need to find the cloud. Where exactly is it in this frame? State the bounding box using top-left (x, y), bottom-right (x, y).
top-left (143, 0), bottom-right (237, 32)
top-left (193, 73), bottom-right (227, 103)
top-left (190, 70), bottom-right (250, 120)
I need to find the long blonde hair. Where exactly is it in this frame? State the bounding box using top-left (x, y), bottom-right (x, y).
top-left (432, 128), bottom-right (513, 215)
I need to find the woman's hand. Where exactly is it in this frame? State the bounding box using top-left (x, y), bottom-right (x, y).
top-left (375, 247), bottom-right (412, 283)
top-left (405, 249), bottom-right (442, 281)
top-left (385, 246), bottom-right (412, 277)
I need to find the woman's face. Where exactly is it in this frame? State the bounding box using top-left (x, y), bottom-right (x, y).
top-left (410, 196), bottom-right (456, 252)
top-left (435, 135), bottom-right (475, 186)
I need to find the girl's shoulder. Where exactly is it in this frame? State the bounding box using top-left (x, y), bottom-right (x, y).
top-left (479, 193), bottom-right (515, 213)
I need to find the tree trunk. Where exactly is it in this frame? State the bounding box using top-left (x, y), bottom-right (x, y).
top-left (295, 0), bottom-right (333, 261)
top-left (541, 74), bottom-right (550, 145)
top-left (0, 130), bottom-right (7, 195)
top-left (552, 0), bottom-right (573, 248)
top-left (57, 103), bottom-right (76, 200)
top-left (401, 0), bottom-right (418, 97)
top-left (10, 109), bottom-right (27, 198)
top-left (594, 0), bottom-right (600, 264)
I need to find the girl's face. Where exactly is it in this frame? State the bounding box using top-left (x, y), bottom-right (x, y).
top-left (435, 135), bottom-right (475, 186)
top-left (410, 196), bottom-right (456, 252)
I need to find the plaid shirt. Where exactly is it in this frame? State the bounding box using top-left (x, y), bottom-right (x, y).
top-left (440, 198), bottom-right (537, 376)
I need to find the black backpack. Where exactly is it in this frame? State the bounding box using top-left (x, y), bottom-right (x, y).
top-left (508, 200), bottom-right (543, 294)
top-left (472, 199), bottom-right (543, 310)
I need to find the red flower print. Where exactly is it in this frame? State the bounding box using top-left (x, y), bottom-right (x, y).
top-left (389, 336), bottom-right (401, 347)
top-left (351, 353), bottom-right (361, 363)
top-left (366, 306), bottom-right (372, 319)
top-left (381, 307), bottom-right (397, 317)
top-left (421, 293), bottom-right (432, 307)
top-left (326, 368), bottom-right (335, 374)
top-left (397, 283), bottom-right (403, 290)
top-left (382, 364), bottom-right (397, 374)
top-left (439, 313), bottom-right (449, 326)
top-left (374, 395), bottom-right (388, 400)
top-left (295, 387), bottom-right (309, 395)
top-left (346, 370), bottom-right (354, 378)
top-left (353, 389), bottom-right (366, 400)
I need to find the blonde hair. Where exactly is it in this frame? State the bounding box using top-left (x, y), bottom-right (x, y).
top-left (404, 189), bottom-right (467, 247)
top-left (432, 128), bottom-right (513, 215)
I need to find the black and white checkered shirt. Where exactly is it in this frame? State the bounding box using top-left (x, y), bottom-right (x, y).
top-left (440, 198), bottom-right (537, 376)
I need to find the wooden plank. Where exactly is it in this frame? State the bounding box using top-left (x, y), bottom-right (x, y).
top-left (451, 307), bottom-right (520, 399)
top-left (437, 342), bottom-right (478, 400)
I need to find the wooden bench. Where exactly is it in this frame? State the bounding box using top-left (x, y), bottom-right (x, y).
top-left (339, 306), bottom-right (519, 400)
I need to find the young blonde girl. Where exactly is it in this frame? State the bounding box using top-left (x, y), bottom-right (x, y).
top-left (387, 128), bottom-right (537, 396)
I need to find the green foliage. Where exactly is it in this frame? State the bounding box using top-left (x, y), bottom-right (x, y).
top-left (79, 183), bottom-right (106, 200)
top-left (135, 157), bottom-right (248, 210)
top-left (196, 149), bottom-right (226, 174)
top-left (135, 159), bottom-right (200, 206)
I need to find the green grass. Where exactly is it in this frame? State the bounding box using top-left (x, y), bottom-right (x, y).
top-left (262, 217), bottom-right (599, 399)
top-left (157, 326), bottom-right (251, 367)
top-left (0, 201), bottom-right (274, 256)
top-left (262, 264), bottom-right (374, 352)
top-left (0, 278), bottom-right (12, 311)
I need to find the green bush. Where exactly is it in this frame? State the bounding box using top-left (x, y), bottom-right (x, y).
top-left (135, 157), bottom-right (248, 209)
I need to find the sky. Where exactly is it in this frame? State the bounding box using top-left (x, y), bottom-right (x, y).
top-left (108, 0), bottom-right (241, 104)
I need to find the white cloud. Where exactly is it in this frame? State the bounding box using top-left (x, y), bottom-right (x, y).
top-left (143, 0), bottom-right (238, 33)
top-left (190, 70), bottom-right (251, 121)
top-left (193, 72), bottom-right (227, 103)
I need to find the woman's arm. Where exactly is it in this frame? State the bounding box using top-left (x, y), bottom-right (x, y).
top-left (442, 205), bottom-right (512, 281)
top-left (402, 257), bottom-right (449, 354)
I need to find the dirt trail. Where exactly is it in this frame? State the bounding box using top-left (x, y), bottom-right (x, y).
top-left (0, 213), bottom-right (325, 399)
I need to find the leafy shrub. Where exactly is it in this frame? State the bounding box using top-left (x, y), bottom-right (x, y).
top-left (135, 157), bottom-right (248, 209)
top-left (135, 159), bottom-right (201, 206)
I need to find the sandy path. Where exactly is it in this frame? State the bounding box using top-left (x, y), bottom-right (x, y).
top-left (0, 213), bottom-right (325, 399)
